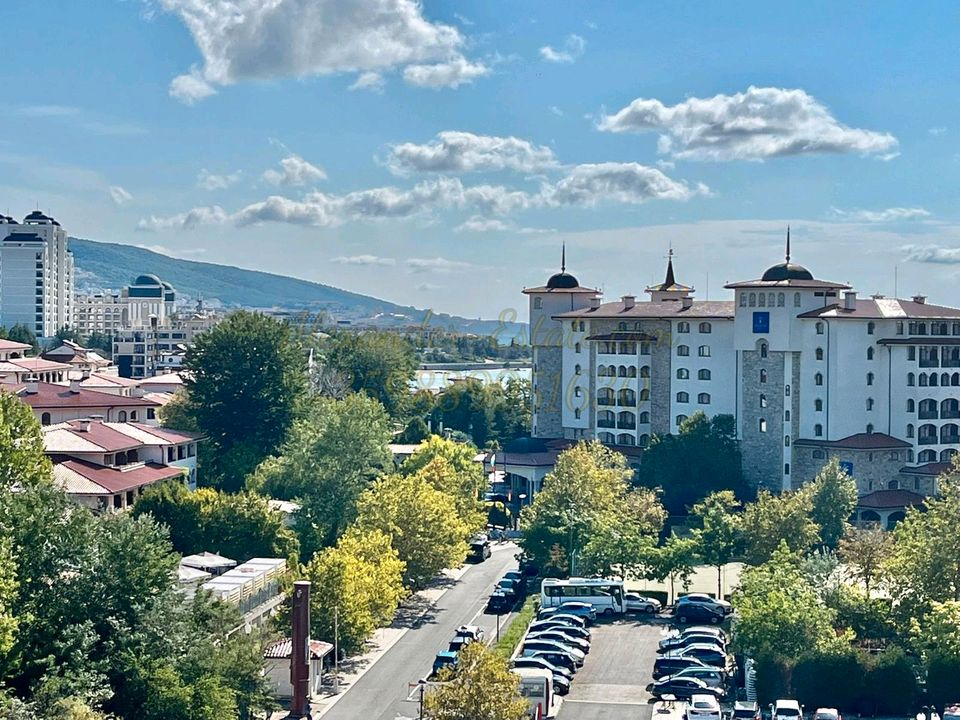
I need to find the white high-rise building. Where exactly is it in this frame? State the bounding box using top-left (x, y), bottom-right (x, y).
top-left (0, 211), bottom-right (74, 339)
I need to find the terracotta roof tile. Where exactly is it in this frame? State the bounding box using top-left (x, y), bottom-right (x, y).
top-left (794, 432), bottom-right (911, 450)
top-left (857, 489), bottom-right (925, 509)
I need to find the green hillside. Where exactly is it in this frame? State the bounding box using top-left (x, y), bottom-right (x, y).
top-left (69, 238), bottom-right (524, 338)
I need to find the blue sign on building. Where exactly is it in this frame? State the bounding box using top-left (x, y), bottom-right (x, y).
top-left (840, 461), bottom-right (854, 477)
top-left (753, 311), bottom-right (770, 334)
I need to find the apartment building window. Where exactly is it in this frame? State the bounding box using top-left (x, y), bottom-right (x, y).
top-left (699, 322), bottom-right (712, 333)
top-left (575, 364), bottom-right (581, 375)
top-left (534, 298), bottom-right (542, 309)
top-left (575, 342), bottom-right (581, 353)
top-left (816, 347), bottom-right (824, 361)
top-left (574, 408), bottom-right (581, 419)
top-left (41, 412), bottom-right (50, 426)
top-left (908, 372), bottom-right (915, 386)
top-left (784, 463), bottom-right (790, 475)
top-left (760, 369), bottom-right (768, 383)
top-left (640, 342), bottom-right (651, 355)
top-left (740, 294), bottom-right (747, 307)
top-left (574, 386), bottom-right (582, 398)
top-left (640, 365), bottom-right (650, 378)
top-left (698, 393), bottom-right (711, 404)
top-left (867, 321), bottom-right (876, 335)
top-left (677, 345), bottom-right (689, 357)
top-left (794, 292), bottom-right (801, 307)
top-left (815, 372), bottom-right (823, 386)
top-left (777, 293), bottom-right (785, 307)
top-left (639, 411), bottom-right (650, 424)
top-left (677, 368), bottom-right (689, 379)
top-left (578, 321), bottom-right (585, 331)
top-left (758, 293), bottom-right (766, 307)
top-left (118, 411), bottom-right (127, 422)
top-left (867, 347), bottom-right (874, 360)
top-left (814, 423), bottom-right (823, 437)
top-left (784, 435), bottom-right (791, 447)
top-left (677, 391), bottom-right (689, 403)
top-left (866, 398), bottom-right (874, 411)
top-left (760, 343), bottom-right (768, 358)
top-left (698, 369), bottom-right (711, 380)
top-left (907, 399), bottom-right (915, 413)
top-left (784, 410), bottom-right (791, 421)
top-left (759, 418), bottom-right (767, 433)
top-left (639, 388), bottom-right (650, 401)
top-left (760, 393), bottom-right (767, 408)
top-left (678, 322), bottom-right (690, 333)
top-left (618, 322), bottom-right (628, 331)
top-left (867, 372), bottom-right (874, 386)
top-left (749, 293), bottom-right (756, 307)
top-left (676, 415), bottom-right (688, 426)
top-left (816, 322), bottom-right (824, 335)
top-left (866, 423), bottom-right (874, 434)
top-left (698, 345), bottom-right (711, 357)
top-left (897, 321), bottom-right (904, 335)
top-left (815, 399), bottom-right (823, 411)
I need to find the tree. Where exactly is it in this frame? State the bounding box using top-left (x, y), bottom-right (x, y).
top-left (741, 489), bottom-right (819, 565)
top-left (302, 529), bottom-right (406, 656)
top-left (519, 442), bottom-right (637, 575)
top-left (637, 412), bottom-right (750, 516)
top-left (7, 324), bottom-right (37, 352)
top-left (53, 326), bottom-right (82, 344)
top-left (401, 436), bottom-right (487, 526)
top-left (184, 311), bottom-right (308, 490)
top-left (398, 416), bottom-right (429, 443)
top-left (732, 542), bottom-right (839, 661)
top-left (424, 642), bottom-right (528, 720)
top-left (321, 330), bottom-right (417, 417)
top-left (807, 458), bottom-right (859, 549)
top-left (647, 536), bottom-right (698, 605)
top-left (354, 471), bottom-right (470, 588)
top-left (886, 469), bottom-right (960, 618)
top-left (691, 490), bottom-right (742, 599)
top-left (580, 489), bottom-right (665, 580)
top-left (0, 540), bottom-right (18, 656)
top-left (838, 525), bottom-right (891, 596)
top-left (0, 391), bottom-right (53, 490)
top-left (83, 331), bottom-right (113, 355)
top-left (430, 378), bottom-right (532, 447)
top-left (914, 600), bottom-right (960, 706)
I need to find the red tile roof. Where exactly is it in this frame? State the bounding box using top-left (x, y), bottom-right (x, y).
top-left (54, 458), bottom-right (184, 494)
top-left (0, 339), bottom-right (32, 352)
top-left (263, 638), bottom-right (333, 660)
top-left (899, 462), bottom-right (952, 476)
top-left (794, 432), bottom-right (911, 450)
top-left (798, 298), bottom-right (960, 320)
top-left (61, 421), bottom-right (142, 452)
top-left (11, 382), bottom-right (158, 409)
top-left (857, 489), bottom-right (925, 509)
top-left (556, 299), bottom-right (735, 320)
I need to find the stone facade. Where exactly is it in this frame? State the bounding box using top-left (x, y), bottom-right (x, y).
top-left (740, 345), bottom-right (785, 491)
top-left (533, 345), bottom-right (564, 438)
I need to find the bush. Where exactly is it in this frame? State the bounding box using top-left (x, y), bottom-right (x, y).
top-left (926, 652), bottom-right (960, 709)
top-left (492, 596), bottom-right (538, 660)
top-left (793, 648), bottom-right (864, 710)
top-left (755, 654), bottom-right (791, 705)
top-left (860, 648), bottom-right (919, 715)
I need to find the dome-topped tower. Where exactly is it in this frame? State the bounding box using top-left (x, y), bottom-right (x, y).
top-left (545, 243), bottom-right (580, 289)
top-left (760, 227), bottom-right (814, 281)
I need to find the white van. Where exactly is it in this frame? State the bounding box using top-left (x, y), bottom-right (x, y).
top-left (772, 700), bottom-right (803, 720)
top-left (512, 667), bottom-right (554, 718)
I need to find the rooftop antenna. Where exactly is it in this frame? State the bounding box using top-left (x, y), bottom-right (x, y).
top-left (894, 264), bottom-right (899, 298)
top-left (785, 225), bottom-right (791, 263)
top-left (561, 241), bottom-right (566, 273)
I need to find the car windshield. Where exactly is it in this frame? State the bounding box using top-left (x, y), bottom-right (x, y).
top-left (779, 710), bottom-right (800, 717)
top-left (735, 711), bottom-right (757, 718)
top-left (694, 701), bottom-right (715, 709)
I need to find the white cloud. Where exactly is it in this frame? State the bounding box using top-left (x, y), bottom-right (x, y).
top-left (597, 86), bottom-right (898, 161)
top-left (402, 57), bottom-right (489, 88)
top-left (18, 105), bottom-right (81, 118)
top-left (416, 282), bottom-right (442, 291)
top-left (831, 207), bottom-right (931, 223)
top-left (387, 131), bottom-right (558, 174)
top-left (109, 185), bottom-right (133, 205)
top-left (160, 0), bottom-right (485, 101)
top-left (539, 34), bottom-right (586, 64)
top-left (929, 127), bottom-right (948, 136)
top-left (544, 162), bottom-right (706, 206)
top-left (330, 254), bottom-right (396, 266)
top-left (406, 257), bottom-right (473, 273)
top-left (549, 105), bottom-right (564, 117)
top-left (902, 245), bottom-right (960, 264)
top-left (197, 168), bottom-right (242, 190)
top-left (136, 205), bottom-right (229, 231)
top-left (349, 72), bottom-right (385, 93)
top-left (455, 216), bottom-right (514, 233)
top-left (263, 155), bottom-right (327, 186)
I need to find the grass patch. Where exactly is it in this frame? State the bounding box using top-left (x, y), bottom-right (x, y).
top-left (492, 595), bottom-right (539, 660)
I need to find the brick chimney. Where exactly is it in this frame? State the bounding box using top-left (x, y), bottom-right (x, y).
top-left (24, 382), bottom-right (38, 394)
top-left (682, 296), bottom-right (694, 309)
top-left (69, 380), bottom-right (81, 394)
top-left (77, 419), bottom-right (92, 433)
top-left (912, 294), bottom-right (927, 305)
top-left (590, 297), bottom-right (601, 309)
top-left (622, 295), bottom-right (635, 310)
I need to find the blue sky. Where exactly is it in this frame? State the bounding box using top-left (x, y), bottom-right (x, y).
top-left (3, 1), bottom-right (960, 318)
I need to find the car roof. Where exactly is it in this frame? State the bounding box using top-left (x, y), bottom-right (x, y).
top-left (736, 702), bottom-right (760, 709)
top-left (435, 651), bottom-right (457, 659)
top-left (776, 700), bottom-right (801, 709)
top-left (692, 694), bottom-right (720, 705)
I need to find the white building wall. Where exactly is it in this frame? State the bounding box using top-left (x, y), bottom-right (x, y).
top-left (669, 319), bottom-right (737, 432)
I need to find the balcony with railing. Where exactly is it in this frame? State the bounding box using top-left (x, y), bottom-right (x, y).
top-left (918, 435), bottom-right (939, 445)
top-left (597, 419), bottom-right (615, 428)
top-left (617, 420), bottom-right (636, 430)
top-left (597, 398), bottom-right (615, 406)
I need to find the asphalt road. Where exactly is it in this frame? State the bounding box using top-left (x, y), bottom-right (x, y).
top-left (557, 614), bottom-right (670, 720)
top-left (321, 542), bottom-right (521, 720)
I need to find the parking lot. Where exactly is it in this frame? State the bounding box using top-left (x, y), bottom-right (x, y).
top-left (556, 615), bottom-right (670, 720)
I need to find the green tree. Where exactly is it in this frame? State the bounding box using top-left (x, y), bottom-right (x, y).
top-left (322, 330), bottom-right (417, 417)
top-left (807, 458), bottom-right (859, 549)
top-left (732, 542), bottom-right (839, 660)
top-left (914, 600), bottom-right (960, 706)
top-left (401, 436), bottom-right (487, 526)
top-left (83, 331), bottom-right (114, 355)
top-left (886, 470), bottom-right (960, 618)
top-left (579, 490), bottom-right (666, 580)
top-left (647, 536), bottom-right (698, 605)
top-left (838, 524), bottom-right (891, 596)
top-left (0, 390), bottom-right (54, 489)
top-left (424, 642), bottom-right (528, 720)
top-left (398, 416), bottom-right (429, 443)
top-left (354, 470), bottom-right (470, 589)
top-left (741, 489), bottom-right (819, 565)
top-left (184, 311), bottom-right (308, 490)
top-left (637, 412), bottom-right (749, 516)
top-left (0, 540), bottom-right (18, 656)
top-left (302, 529), bottom-right (406, 655)
top-left (691, 490), bottom-right (742, 598)
top-left (519, 441), bottom-right (642, 575)
top-left (53, 326), bottom-right (82, 344)
top-left (7, 324), bottom-right (37, 352)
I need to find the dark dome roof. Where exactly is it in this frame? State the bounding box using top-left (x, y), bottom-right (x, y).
top-left (134, 274), bottom-right (163, 286)
top-left (761, 262), bottom-right (814, 282)
top-left (546, 271), bottom-right (580, 289)
top-left (23, 210), bottom-right (54, 223)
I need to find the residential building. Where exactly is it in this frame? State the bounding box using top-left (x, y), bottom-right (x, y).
top-left (113, 308), bottom-right (221, 379)
top-left (41, 339), bottom-right (112, 377)
top-left (263, 639), bottom-right (332, 701)
top-left (74, 274), bottom-right (177, 336)
top-left (201, 558), bottom-right (287, 631)
top-left (519, 236), bottom-right (960, 526)
top-left (0, 357), bottom-right (71, 384)
top-left (0, 211), bottom-right (74, 339)
top-left (13, 381), bottom-right (160, 425)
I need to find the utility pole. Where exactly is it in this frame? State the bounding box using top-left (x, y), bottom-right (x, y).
top-left (333, 605), bottom-right (340, 695)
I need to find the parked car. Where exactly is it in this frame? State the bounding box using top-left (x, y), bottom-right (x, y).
top-left (686, 693), bottom-right (722, 720)
top-left (510, 657), bottom-right (573, 694)
top-left (487, 591), bottom-right (512, 613)
top-left (667, 666), bottom-right (728, 690)
top-left (540, 612), bottom-right (588, 629)
top-left (771, 699), bottom-right (804, 720)
top-left (624, 592), bottom-right (662, 613)
top-left (526, 630), bottom-right (590, 654)
top-left (676, 593), bottom-right (733, 615)
top-left (497, 578), bottom-right (519, 598)
top-left (528, 620), bottom-right (591, 641)
top-left (677, 626), bottom-right (726, 641)
top-left (468, 535), bottom-right (491, 562)
top-left (813, 709), bottom-right (840, 720)
top-left (447, 635), bottom-right (473, 654)
top-left (673, 603), bottom-right (725, 625)
top-left (658, 633), bottom-right (726, 654)
top-left (646, 676), bottom-right (722, 701)
top-left (652, 655), bottom-right (711, 679)
top-left (733, 701), bottom-right (762, 720)
top-left (525, 650), bottom-right (578, 675)
top-left (543, 602), bottom-right (597, 624)
top-left (455, 624), bottom-right (486, 643)
top-left (944, 705), bottom-right (960, 720)
top-left (664, 644), bottom-right (732, 671)
top-left (503, 570), bottom-right (527, 588)
top-left (521, 639), bottom-right (585, 666)
top-left (431, 651), bottom-right (458, 679)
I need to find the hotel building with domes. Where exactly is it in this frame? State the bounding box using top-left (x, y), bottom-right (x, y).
top-left (513, 234), bottom-right (960, 526)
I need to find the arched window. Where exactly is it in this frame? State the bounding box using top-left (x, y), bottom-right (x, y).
top-left (575, 408), bottom-right (581, 419)
top-left (919, 399), bottom-right (937, 418)
top-left (575, 364), bottom-right (581, 375)
top-left (785, 385), bottom-right (791, 396)
top-left (940, 423), bottom-right (959, 443)
top-left (597, 388), bottom-right (615, 405)
top-left (816, 322), bottom-right (824, 335)
top-left (907, 423), bottom-right (915, 438)
top-left (897, 321), bottom-right (904, 335)
top-left (908, 372), bottom-right (916, 386)
top-left (575, 342), bottom-right (581, 353)
top-left (618, 366), bottom-right (627, 377)
top-left (866, 398), bottom-right (874, 411)
top-left (749, 293), bottom-right (757, 307)
top-left (815, 398), bottom-right (823, 412)
top-left (784, 410), bottom-right (791, 421)
top-left (942, 373), bottom-right (951, 387)
top-left (698, 369), bottom-right (711, 380)
top-left (931, 373), bottom-right (939, 387)
top-left (866, 372), bottom-right (874, 386)
top-left (941, 448), bottom-right (957, 462)
top-left (867, 321), bottom-right (876, 335)
top-left (777, 293), bottom-right (785, 307)
top-left (813, 449), bottom-right (825, 459)
top-left (639, 411), bottom-right (650, 424)
top-left (676, 415), bottom-right (688, 427)
top-left (768, 293), bottom-right (776, 307)
top-left (760, 369), bottom-right (768, 383)
top-left (760, 393), bottom-right (767, 408)
top-left (953, 372), bottom-right (960, 386)
top-left (617, 433), bottom-right (635, 446)
top-left (698, 393), bottom-right (711, 404)
top-left (907, 399), bottom-right (915, 412)
top-left (740, 294), bottom-right (747, 307)
top-left (677, 345), bottom-right (689, 357)
top-left (676, 368), bottom-right (689, 380)
top-left (919, 449), bottom-right (937, 463)
top-left (627, 367), bottom-right (637, 378)
top-left (41, 412), bottom-right (51, 426)
top-left (118, 410), bottom-right (127, 422)
top-left (759, 293), bottom-right (766, 307)
top-left (618, 321), bottom-right (628, 331)
top-left (784, 435), bottom-right (791, 447)
top-left (599, 432), bottom-right (615, 444)
top-left (760, 343), bottom-right (768, 359)
top-left (634, 322), bottom-right (641, 330)
top-left (815, 372), bottom-right (823, 386)
top-left (866, 423), bottom-right (874, 434)
top-left (942, 398), bottom-right (960, 419)
top-left (598, 410), bottom-right (615, 427)
top-left (639, 388), bottom-right (650, 401)
top-left (816, 347), bottom-right (824, 361)
top-left (794, 292), bottom-right (801, 307)
top-left (698, 345), bottom-right (711, 357)
top-left (814, 423), bottom-right (823, 437)
top-left (699, 322), bottom-right (712, 334)
top-left (640, 365), bottom-right (650, 378)
top-left (759, 418), bottom-right (768, 433)
top-left (639, 434), bottom-right (650, 447)
top-left (677, 321), bottom-right (690, 333)
top-left (618, 388), bottom-right (636, 406)
top-left (677, 391), bottom-right (689, 403)
top-left (534, 297), bottom-right (542, 309)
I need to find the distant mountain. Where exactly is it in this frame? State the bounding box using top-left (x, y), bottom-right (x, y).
top-left (69, 238), bottom-right (525, 339)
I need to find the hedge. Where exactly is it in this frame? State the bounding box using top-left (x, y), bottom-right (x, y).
top-left (492, 596), bottom-right (539, 660)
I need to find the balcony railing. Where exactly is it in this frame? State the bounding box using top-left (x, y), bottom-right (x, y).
top-left (943, 410), bottom-right (960, 419)
top-left (597, 420), bottom-right (615, 428)
top-left (597, 398), bottom-right (615, 406)
top-left (918, 436), bottom-right (938, 445)
top-left (618, 399), bottom-right (636, 407)
top-left (919, 360), bottom-right (939, 368)
top-left (617, 422), bottom-right (636, 430)
top-left (941, 435), bottom-right (960, 445)
top-left (918, 411), bottom-right (938, 420)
